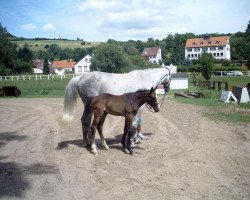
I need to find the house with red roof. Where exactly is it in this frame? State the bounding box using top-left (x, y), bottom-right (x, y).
top-left (52, 60), bottom-right (76, 75)
top-left (185, 35), bottom-right (230, 60)
top-left (141, 47), bottom-right (162, 64)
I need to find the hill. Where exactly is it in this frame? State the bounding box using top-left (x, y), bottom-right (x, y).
top-left (12, 39), bottom-right (100, 51)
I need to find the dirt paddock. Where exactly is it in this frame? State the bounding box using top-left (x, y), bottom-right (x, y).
top-left (0, 98), bottom-right (249, 200)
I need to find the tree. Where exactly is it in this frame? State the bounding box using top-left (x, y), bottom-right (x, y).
top-left (198, 53), bottom-right (214, 80)
top-left (91, 43), bottom-right (132, 73)
top-left (43, 57), bottom-right (50, 74)
top-left (0, 23), bottom-right (17, 75)
top-left (17, 44), bottom-right (33, 62)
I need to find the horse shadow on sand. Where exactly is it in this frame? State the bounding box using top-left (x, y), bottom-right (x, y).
top-left (0, 131), bottom-right (59, 198)
top-left (56, 132), bottom-right (154, 153)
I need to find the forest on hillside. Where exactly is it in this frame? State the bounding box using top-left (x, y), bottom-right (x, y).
top-left (0, 21), bottom-right (249, 75)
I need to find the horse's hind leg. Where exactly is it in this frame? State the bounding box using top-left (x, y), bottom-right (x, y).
top-left (81, 101), bottom-right (92, 147)
top-left (97, 113), bottom-right (109, 150)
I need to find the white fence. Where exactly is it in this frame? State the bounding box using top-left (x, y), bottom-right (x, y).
top-left (0, 74), bottom-right (76, 81)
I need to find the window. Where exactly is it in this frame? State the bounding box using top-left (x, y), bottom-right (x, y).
top-left (187, 48), bottom-right (192, 52)
top-left (192, 42), bottom-right (196, 46)
top-left (216, 41), bottom-right (219, 44)
top-left (200, 42), bottom-right (203, 45)
top-left (217, 53), bottom-right (220, 56)
top-left (208, 41), bottom-right (211, 45)
top-left (220, 53), bottom-right (223, 56)
top-left (85, 58), bottom-right (88, 62)
top-left (187, 54), bottom-right (190, 57)
top-left (210, 47), bottom-right (216, 51)
top-left (89, 58), bottom-right (92, 63)
top-left (194, 48), bottom-right (200, 52)
top-left (213, 53), bottom-right (216, 56)
top-left (218, 46), bottom-right (223, 50)
top-left (78, 66), bottom-right (82, 72)
top-left (84, 66), bottom-right (88, 71)
top-left (202, 48), bottom-right (208, 52)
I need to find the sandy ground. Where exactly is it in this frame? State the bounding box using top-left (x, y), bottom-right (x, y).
top-left (0, 98), bottom-right (249, 200)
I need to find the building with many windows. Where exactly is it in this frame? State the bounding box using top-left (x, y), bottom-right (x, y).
top-left (185, 35), bottom-right (230, 60)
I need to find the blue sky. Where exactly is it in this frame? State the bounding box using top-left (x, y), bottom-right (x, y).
top-left (0, 0), bottom-right (249, 41)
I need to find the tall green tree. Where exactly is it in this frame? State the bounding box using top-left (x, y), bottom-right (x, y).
top-left (91, 43), bottom-right (132, 73)
top-left (43, 57), bottom-right (50, 74)
top-left (198, 53), bottom-right (215, 80)
top-left (0, 23), bottom-right (17, 75)
top-left (17, 43), bottom-right (33, 62)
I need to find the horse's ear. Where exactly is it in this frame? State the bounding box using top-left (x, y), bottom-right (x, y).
top-left (149, 87), bottom-right (155, 95)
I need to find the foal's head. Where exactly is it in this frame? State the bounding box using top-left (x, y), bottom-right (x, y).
top-left (146, 87), bottom-right (160, 112)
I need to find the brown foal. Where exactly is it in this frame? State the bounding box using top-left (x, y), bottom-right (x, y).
top-left (90, 87), bottom-right (160, 155)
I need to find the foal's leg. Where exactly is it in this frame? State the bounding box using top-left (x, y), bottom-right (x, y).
top-left (90, 112), bottom-right (101, 155)
top-left (122, 122), bottom-right (129, 149)
top-left (97, 113), bottom-right (109, 150)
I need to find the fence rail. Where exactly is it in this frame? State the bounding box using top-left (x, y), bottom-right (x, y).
top-left (0, 74), bottom-right (76, 81)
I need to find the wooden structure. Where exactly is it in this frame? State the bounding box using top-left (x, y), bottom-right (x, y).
top-left (0, 86), bottom-right (21, 97)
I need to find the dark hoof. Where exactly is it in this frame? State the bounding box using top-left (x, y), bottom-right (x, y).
top-left (129, 150), bottom-right (134, 155)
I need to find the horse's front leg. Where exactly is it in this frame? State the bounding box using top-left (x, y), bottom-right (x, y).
top-left (97, 113), bottom-right (109, 150)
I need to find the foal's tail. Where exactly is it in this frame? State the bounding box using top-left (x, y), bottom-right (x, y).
top-left (63, 76), bottom-right (81, 121)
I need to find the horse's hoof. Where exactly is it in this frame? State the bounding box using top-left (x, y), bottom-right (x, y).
top-left (91, 150), bottom-right (98, 155)
top-left (104, 146), bottom-right (109, 150)
top-left (129, 150), bottom-right (134, 155)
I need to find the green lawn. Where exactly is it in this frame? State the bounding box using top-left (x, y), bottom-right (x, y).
top-left (0, 78), bottom-right (70, 97)
top-left (172, 75), bottom-right (250, 124)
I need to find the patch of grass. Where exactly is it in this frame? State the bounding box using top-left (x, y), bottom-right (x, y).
top-left (12, 40), bottom-right (101, 51)
top-left (0, 78), bottom-right (70, 98)
top-left (205, 112), bottom-right (250, 124)
top-left (173, 75), bottom-right (250, 124)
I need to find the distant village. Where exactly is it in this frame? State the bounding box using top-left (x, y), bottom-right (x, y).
top-left (33, 35), bottom-right (231, 75)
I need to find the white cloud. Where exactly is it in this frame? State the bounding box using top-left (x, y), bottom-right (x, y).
top-left (43, 23), bottom-right (56, 32)
top-left (78, 0), bottom-right (117, 11)
top-left (21, 23), bottom-right (37, 31)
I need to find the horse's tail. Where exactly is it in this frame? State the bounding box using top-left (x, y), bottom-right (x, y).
top-left (63, 76), bottom-right (81, 121)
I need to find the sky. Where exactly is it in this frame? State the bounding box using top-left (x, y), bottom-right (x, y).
top-left (0, 0), bottom-right (249, 41)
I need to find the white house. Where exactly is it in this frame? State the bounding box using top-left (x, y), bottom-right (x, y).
top-left (141, 47), bottom-right (162, 64)
top-left (185, 35), bottom-right (230, 61)
top-left (74, 55), bottom-right (92, 74)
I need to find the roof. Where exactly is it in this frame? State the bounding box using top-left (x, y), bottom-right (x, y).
top-left (185, 36), bottom-right (229, 48)
top-left (141, 47), bottom-right (161, 57)
top-left (32, 59), bottom-right (44, 69)
top-left (52, 60), bottom-right (76, 69)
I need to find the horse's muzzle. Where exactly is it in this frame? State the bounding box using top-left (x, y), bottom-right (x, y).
top-left (154, 106), bottom-right (160, 112)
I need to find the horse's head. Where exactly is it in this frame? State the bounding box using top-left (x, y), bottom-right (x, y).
top-left (147, 87), bottom-right (160, 112)
top-left (160, 66), bottom-right (171, 93)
